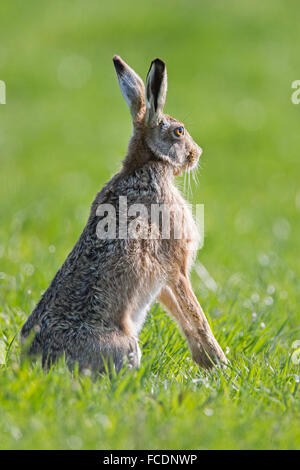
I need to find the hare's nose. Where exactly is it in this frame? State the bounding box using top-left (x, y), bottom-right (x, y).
top-left (195, 144), bottom-right (202, 159)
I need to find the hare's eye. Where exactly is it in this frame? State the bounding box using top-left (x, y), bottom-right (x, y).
top-left (174, 126), bottom-right (184, 137)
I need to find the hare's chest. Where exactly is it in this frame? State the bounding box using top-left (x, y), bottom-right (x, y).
top-left (166, 190), bottom-right (200, 272)
top-left (171, 191), bottom-right (199, 249)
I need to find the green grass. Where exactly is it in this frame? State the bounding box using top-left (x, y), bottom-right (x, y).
top-left (0, 0), bottom-right (299, 450)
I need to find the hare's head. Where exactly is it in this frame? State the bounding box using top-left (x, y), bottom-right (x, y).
top-left (113, 55), bottom-right (202, 174)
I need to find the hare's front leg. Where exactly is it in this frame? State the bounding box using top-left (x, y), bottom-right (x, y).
top-left (158, 275), bottom-right (227, 369)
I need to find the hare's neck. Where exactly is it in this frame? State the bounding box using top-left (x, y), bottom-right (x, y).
top-left (122, 133), bottom-right (175, 184)
top-left (122, 133), bottom-right (152, 172)
top-left (147, 160), bottom-right (175, 185)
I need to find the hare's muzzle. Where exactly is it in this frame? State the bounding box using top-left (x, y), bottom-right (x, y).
top-left (187, 145), bottom-right (202, 169)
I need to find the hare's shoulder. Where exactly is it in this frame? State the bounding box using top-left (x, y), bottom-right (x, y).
top-left (92, 166), bottom-right (160, 208)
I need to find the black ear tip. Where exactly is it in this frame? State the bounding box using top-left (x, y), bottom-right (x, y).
top-left (146, 58), bottom-right (166, 78)
top-left (113, 55), bottom-right (124, 74)
top-left (152, 58), bottom-right (166, 69)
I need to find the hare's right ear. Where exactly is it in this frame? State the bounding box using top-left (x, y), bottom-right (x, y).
top-left (145, 58), bottom-right (167, 126)
top-left (113, 55), bottom-right (145, 122)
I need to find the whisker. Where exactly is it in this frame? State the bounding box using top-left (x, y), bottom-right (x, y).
top-left (191, 167), bottom-right (196, 185)
top-left (192, 166), bottom-right (200, 186)
top-left (188, 170), bottom-right (193, 200)
top-left (183, 170), bottom-right (187, 197)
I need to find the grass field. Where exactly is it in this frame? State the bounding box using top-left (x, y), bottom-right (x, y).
top-left (0, 0), bottom-right (299, 450)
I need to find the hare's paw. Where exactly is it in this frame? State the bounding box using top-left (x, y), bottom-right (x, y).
top-left (127, 337), bottom-right (142, 369)
top-left (188, 334), bottom-right (228, 370)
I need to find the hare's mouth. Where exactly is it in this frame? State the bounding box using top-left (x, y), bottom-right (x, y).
top-left (187, 147), bottom-right (202, 170)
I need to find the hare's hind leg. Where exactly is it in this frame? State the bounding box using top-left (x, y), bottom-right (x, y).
top-left (158, 276), bottom-right (227, 369)
top-left (64, 330), bottom-right (141, 375)
top-left (22, 324), bottom-right (141, 374)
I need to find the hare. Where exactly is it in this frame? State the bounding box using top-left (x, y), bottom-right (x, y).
top-left (21, 56), bottom-right (227, 373)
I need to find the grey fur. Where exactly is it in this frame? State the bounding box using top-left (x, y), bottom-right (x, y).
top-left (21, 56), bottom-right (227, 374)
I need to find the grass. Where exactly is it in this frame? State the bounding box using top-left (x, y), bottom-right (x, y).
top-left (0, 0), bottom-right (299, 449)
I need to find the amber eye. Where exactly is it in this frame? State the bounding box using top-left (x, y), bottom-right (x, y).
top-left (174, 126), bottom-right (184, 137)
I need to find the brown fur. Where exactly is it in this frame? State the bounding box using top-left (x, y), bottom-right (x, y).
top-left (20, 56), bottom-right (227, 373)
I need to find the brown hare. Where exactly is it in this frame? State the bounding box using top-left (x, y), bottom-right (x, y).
top-left (21, 56), bottom-right (227, 373)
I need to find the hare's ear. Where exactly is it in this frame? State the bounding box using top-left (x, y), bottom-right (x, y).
top-left (145, 58), bottom-right (167, 126)
top-left (113, 55), bottom-right (145, 122)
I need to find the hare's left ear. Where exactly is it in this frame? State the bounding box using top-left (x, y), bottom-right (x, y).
top-left (145, 58), bottom-right (167, 126)
top-left (113, 55), bottom-right (146, 122)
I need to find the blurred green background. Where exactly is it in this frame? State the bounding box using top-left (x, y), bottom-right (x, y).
top-left (0, 0), bottom-right (299, 450)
